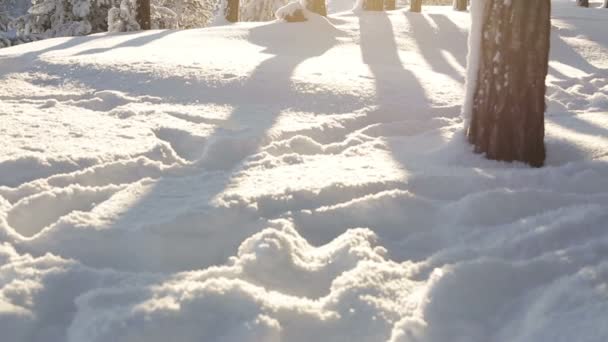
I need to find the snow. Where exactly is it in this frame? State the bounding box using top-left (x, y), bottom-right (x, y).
top-left (0, 2), bottom-right (608, 342)
top-left (462, 0), bottom-right (483, 126)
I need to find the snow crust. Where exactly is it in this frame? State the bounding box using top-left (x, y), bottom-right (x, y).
top-left (0, 3), bottom-right (608, 342)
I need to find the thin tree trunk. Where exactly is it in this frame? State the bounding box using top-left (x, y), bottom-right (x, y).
top-left (306, 0), bottom-right (327, 16)
top-left (410, 0), bottom-right (422, 13)
top-left (136, 0), bottom-right (151, 30)
top-left (577, 0), bottom-right (589, 7)
top-left (385, 0), bottom-right (396, 11)
top-left (364, 0), bottom-right (384, 11)
top-left (453, 0), bottom-right (467, 11)
top-left (225, 0), bottom-right (239, 22)
top-left (467, 0), bottom-right (551, 167)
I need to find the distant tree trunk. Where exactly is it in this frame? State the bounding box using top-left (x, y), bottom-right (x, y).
top-left (467, 0), bottom-right (551, 167)
top-left (136, 0), bottom-right (151, 30)
top-left (225, 0), bottom-right (239, 22)
top-left (385, 0), bottom-right (396, 10)
top-left (410, 0), bottom-right (422, 12)
top-left (603, 0), bottom-right (608, 8)
top-left (364, 0), bottom-right (384, 11)
top-left (576, 0), bottom-right (589, 7)
top-left (306, 0), bottom-right (327, 16)
top-left (453, 0), bottom-right (467, 11)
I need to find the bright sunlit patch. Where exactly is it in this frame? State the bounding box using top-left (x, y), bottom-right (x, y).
top-left (549, 61), bottom-right (590, 79)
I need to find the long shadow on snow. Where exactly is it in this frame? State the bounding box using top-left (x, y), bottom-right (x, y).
top-left (406, 12), bottom-right (467, 83)
top-left (22, 20), bottom-right (342, 273)
top-left (294, 12), bottom-right (453, 263)
top-left (0, 30), bottom-right (176, 77)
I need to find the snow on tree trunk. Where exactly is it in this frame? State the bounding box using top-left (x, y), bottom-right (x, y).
top-left (363, 0), bottom-right (383, 11)
top-left (466, 0), bottom-right (550, 167)
top-left (136, 0), bottom-right (151, 29)
top-left (226, 0), bottom-right (239, 22)
top-left (576, 0), bottom-right (589, 7)
top-left (453, 0), bottom-right (467, 11)
top-left (410, 0), bottom-right (421, 13)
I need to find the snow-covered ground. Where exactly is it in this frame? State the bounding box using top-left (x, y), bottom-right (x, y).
top-left (0, 2), bottom-right (607, 342)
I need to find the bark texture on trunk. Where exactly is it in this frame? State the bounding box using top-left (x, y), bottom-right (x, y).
top-left (306, 0), bottom-right (327, 16)
top-left (136, 0), bottom-right (151, 30)
top-left (467, 0), bottom-right (551, 167)
top-left (453, 0), bottom-right (467, 11)
top-left (364, 0), bottom-right (384, 11)
top-left (225, 0), bottom-right (239, 22)
top-left (577, 0), bottom-right (589, 7)
top-left (410, 0), bottom-right (422, 12)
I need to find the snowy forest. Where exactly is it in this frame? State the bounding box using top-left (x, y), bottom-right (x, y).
top-left (0, 0), bottom-right (607, 341)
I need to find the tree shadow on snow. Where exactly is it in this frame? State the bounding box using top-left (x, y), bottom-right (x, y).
top-left (20, 20), bottom-right (343, 273)
top-left (405, 12), bottom-right (467, 83)
top-left (292, 12), bottom-right (452, 261)
top-left (72, 30), bottom-right (179, 57)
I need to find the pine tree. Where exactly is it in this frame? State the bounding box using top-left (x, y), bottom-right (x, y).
top-left (226, 0), bottom-right (239, 22)
top-left (385, 0), bottom-right (395, 10)
top-left (410, 0), bottom-right (421, 13)
top-left (453, 0), bottom-right (467, 11)
top-left (136, 0), bottom-right (151, 28)
top-left (466, 0), bottom-right (551, 167)
top-left (363, 0), bottom-right (384, 11)
top-left (306, 0), bottom-right (327, 15)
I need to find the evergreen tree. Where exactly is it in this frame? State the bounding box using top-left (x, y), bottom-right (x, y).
top-left (363, 0), bottom-right (383, 11)
top-left (385, 0), bottom-right (395, 10)
top-left (466, 0), bottom-right (551, 167)
top-left (305, 0), bottom-right (326, 16)
top-left (410, 0), bottom-right (421, 12)
top-left (225, 0), bottom-right (239, 21)
top-left (136, 0), bottom-right (151, 28)
top-left (453, 0), bottom-right (466, 11)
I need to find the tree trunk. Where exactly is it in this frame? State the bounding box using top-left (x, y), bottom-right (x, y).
top-left (467, 0), bottom-right (551, 167)
top-left (410, 0), bottom-right (422, 13)
top-left (603, 0), bottom-right (608, 8)
top-left (385, 0), bottom-right (396, 11)
top-left (364, 0), bottom-right (384, 11)
top-left (453, 0), bottom-right (467, 11)
top-left (136, 0), bottom-right (151, 30)
top-left (306, 0), bottom-right (327, 16)
top-left (225, 0), bottom-right (239, 22)
top-left (577, 0), bottom-right (589, 7)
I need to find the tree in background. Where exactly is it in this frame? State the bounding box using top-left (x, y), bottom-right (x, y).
top-left (465, 0), bottom-right (550, 167)
top-left (159, 0), bottom-right (214, 28)
top-left (577, 0), bottom-right (588, 7)
top-left (604, 0), bottom-right (608, 8)
top-left (363, 0), bottom-right (383, 11)
top-left (136, 0), bottom-right (151, 28)
top-left (225, 0), bottom-right (239, 21)
top-left (410, 0), bottom-right (422, 12)
top-left (305, 0), bottom-right (327, 15)
top-left (453, 0), bottom-right (466, 11)
top-left (11, 0), bottom-right (121, 37)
